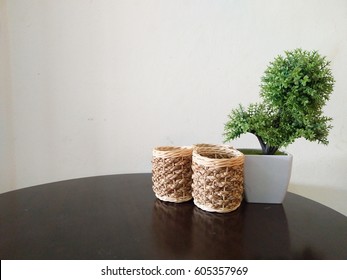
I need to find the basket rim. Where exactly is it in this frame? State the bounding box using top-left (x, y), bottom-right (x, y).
top-left (154, 193), bottom-right (192, 203)
top-left (193, 143), bottom-right (235, 149)
top-left (193, 200), bottom-right (241, 213)
top-left (153, 145), bottom-right (192, 158)
top-left (193, 145), bottom-right (244, 168)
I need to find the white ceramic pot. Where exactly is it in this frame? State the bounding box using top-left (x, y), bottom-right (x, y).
top-left (239, 149), bottom-right (293, 204)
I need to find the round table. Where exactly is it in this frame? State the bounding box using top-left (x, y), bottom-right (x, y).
top-left (1, 173), bottom-right (347, 259)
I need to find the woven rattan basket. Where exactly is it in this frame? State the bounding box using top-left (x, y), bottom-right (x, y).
top-left (192, 144), bottom-right (244, 213)
top-left (152, 146), bottom-right (193, 203)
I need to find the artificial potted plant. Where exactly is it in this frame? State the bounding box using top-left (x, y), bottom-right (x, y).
top-left (224, 49), bottom-right (335, 203)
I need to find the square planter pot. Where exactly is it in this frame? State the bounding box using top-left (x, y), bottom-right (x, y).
top-left (239, 149), bottom-right (293, 204)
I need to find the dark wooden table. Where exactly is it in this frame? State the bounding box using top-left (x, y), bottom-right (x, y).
top-left (1, 173), bottom-right (347, 260)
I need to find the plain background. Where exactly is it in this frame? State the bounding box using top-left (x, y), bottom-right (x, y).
top-left (1, 0), bottom-right (347, 216)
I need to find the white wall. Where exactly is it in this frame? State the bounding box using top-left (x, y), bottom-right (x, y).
top-left (0, 0), bottom-right (15, 190)
top-left (1, 0), bottom-right (347, 216)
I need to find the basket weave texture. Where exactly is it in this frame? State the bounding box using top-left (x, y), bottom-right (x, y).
top-left (192, 144), bottom-right (244, 213)
top-left (152, 146), bottom-right (193, 203)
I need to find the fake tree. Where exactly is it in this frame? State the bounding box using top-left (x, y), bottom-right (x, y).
top-left (224, 49), bottom-right (335, 155)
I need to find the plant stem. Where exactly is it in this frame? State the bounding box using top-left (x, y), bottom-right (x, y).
top-left (255, 135), bottom-right (266, 152)
top-left (255, 135), bottom-right (278, 155)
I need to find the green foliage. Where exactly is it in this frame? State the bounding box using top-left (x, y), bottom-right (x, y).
top-left (224, 49), bottom-right (335, 155)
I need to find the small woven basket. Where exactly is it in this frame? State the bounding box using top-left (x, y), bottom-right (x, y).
top-left (192, 144), bottom-right (244, 213)
top-left (152, 146), bottom-right (193, 203)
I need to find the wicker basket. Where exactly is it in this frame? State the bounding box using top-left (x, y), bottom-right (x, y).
top-left (152, 146), bottom-right (193, 203)
top-left (192, 144), bottom-right (244, 213)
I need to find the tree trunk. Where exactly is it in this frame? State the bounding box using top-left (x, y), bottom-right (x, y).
top-left (255, 135), bottom-right (278, 155)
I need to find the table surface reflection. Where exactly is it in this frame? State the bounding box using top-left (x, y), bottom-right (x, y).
top-left (1, 173), bottom-right (347, 260)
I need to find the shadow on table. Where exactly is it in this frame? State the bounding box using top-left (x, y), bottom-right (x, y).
top-left (152, 199), bottom-right (292, 259)
top-left (152, 199), bottom-right (195, 258)
top-left (240, 203), bottom-right (291, 259)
